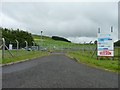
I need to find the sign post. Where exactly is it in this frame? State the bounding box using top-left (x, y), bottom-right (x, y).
top-left (97, 27), bottom-right (114, 60)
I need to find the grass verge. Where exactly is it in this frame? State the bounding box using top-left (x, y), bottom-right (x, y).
top-left (66, 51), bottom-right (119, 73)
top-left (2, 50), bottom-right (49, 64)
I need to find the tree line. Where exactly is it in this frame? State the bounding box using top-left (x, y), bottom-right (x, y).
top-left (114, 40), bottom-right (120, 47)
top-left (0, 27), bottom-right (34, 48)
top-left (52, 36), bottom-right (71, 43)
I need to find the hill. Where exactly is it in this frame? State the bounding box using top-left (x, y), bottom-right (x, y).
top-left (52, 36), bottom-right (71, 43)
top-left (32, 34), bottom-right (51, 40)
top-left (32, 34), bottom-right (94, 51)
top-left (32, 35), bottom-right (71, 43)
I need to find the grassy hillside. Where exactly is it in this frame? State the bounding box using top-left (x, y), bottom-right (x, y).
top-left (32, 34), bottom-right (95, 52)
top-left (32, 34), bottom-right (51, 40)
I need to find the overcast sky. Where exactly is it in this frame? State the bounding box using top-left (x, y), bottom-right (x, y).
top-left (0, 1), bottom-right (118, 43)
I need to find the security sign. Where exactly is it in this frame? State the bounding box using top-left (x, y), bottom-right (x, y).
top-left (97, 28), bottom-right (114, 57)
top-left (98, 50), bottom-right (113, 56)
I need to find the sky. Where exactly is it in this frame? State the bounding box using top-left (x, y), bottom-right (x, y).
top-left (0, 0), bottom-right (119, 43)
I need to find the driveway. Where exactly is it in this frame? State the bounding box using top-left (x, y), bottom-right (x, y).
top-left (2, 53), bottom-right (118, 88)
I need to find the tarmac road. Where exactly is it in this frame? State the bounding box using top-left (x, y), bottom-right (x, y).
top-left (2, 53), bottom-right (118, 88)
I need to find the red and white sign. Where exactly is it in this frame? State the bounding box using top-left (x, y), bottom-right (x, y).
top-left (98, 50), bottom-right (113, 56)
top-left (97, 29), bottom-right (114, 57)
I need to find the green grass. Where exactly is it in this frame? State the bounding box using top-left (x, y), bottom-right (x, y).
top-left (32, 34), bottom-right (51, 40)
top-left (34, 36), bottom-right (95, 52)
top-left (66, 51), bottom-right (119, 73)
top-left (2, 50), bottom-right (49, 64)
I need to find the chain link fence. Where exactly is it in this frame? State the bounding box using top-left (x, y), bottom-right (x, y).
top-left (1, 38), bottom-right (45, 64)
top-left (1, 37), bottom-right (119, 64)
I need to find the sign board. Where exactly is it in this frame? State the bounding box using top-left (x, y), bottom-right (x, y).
top-left (97, 31), bottom-right (114, 57)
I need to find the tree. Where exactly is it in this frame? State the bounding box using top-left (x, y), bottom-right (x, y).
top-left (52, 36), bottom-right (71, 43)
top-left (114, 40), bottom-right (120, 47)
top-left (94, 40), bottom-right (97, 45)
top-left (1, 27), bottom-right (34, 48)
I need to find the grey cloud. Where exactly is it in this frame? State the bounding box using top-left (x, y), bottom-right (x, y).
top-left (1, 2), bottom-right (118, 42)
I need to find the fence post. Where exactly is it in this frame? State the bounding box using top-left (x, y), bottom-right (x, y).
top-left (32, 41), bottom-right (35, 46)
top-left (40, 31), bottom-right (43, 50)
top-left (2, 38), bottom-right (5, 59)
top-left (15, 40), bottom-right (19, 56)
top-left (25, 41), bottom-right (28, 51)
top-left (32, 41), bottom-right (35, 51)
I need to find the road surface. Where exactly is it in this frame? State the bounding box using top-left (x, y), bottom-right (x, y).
top-left (2, 53), bottom-right (118, 88)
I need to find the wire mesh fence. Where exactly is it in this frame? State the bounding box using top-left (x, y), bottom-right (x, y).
top-left (1, 38), bottom-right (48, 64)
top-left (1, 37), bottom-right (119, 64)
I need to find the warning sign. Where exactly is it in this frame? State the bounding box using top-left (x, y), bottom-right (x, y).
top-left (97, 29), bottom-right (114, 57)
